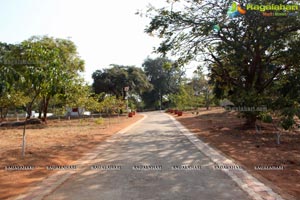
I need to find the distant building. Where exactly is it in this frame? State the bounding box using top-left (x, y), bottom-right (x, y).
top-left (220, 99), bottom-right (234, 108)
top-left (25, 111), bottom-right (53, 118)
top-left (66, 107), bottom-right (91, 116)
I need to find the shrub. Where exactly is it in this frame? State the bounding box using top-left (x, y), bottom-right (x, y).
top-left (95, 117), bottom-right (105, 125)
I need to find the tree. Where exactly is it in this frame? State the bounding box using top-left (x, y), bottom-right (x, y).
top-left (142, 57), bottom-right (184, 109)
top-left (20, 36), bottom-right (84, 121)
top-left (0, 43), bottom-right (30, 119)
top-left (1, 36), bottom-right (84, 121)
top-left (62, 79), bottom-right (101, 117)
top-left (92, 65), bottom-right (152, 102)
top-left (191, 69), bottom-right (213, 110)
top-left (169, 74), bottom-right (213, 111)
top-left (0, 36), bottom-right (86, 157)
top-left (169, 84), bottom-right (190, 111)
top-left (261, 66), bottom-right (300, 141)
top-left (144, 0), bottom-right (300, 127)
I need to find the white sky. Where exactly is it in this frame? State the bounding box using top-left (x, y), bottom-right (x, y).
top-left (0, 0), bottom-right (199, 83)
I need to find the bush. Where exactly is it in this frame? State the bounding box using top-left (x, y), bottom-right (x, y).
top-left (95, 117), bottom-right (105, 125)
top-left (281, 117), bottom-right (295, 130)
top-left (261, 114), bottom-right (273, 123)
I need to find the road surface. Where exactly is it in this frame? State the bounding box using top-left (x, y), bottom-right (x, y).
top-left (43, 111), bottom-right (252, 200)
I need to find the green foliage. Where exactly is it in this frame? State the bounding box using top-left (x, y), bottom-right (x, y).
top-left (0, 36), bottom-right (85, 120)
top-left (128, 98), bottom-right (137, 111)
top-left (169, 85), bottom-right (189, 110)
top-left (92, 65), bottom-right (152, 112)
top-left (281, 117), bottom-right (295, 131)
top-left (92, 65), bottom-right (152, 98)
top-left (169, 74), bottom-right (213, 111)
top-left (95, 117), bottom-right (105, 125)
top-left (97, 95), bottom-right (124, 114)
top-left (100, 95), bottom-right (117, 114)
top-left (142, 57), bottom-right (184, 109)
top-left (0, 90), bottom-right (30, 109)
top-left (0, 90), bottom-right (30, 118)
top-left (63, 81), bottom-right (101, 113)
top-left (191, 69), bottom-right (213, 109)
top-left (259, 113), bottom-right (273, 123)
top-left (145, 0), bottom-right (300, 126)
top-left (52, 106), bottom-right (67, 116)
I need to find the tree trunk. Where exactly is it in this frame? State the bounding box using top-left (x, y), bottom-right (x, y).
top-left (22, 118), bottom-right (27, 158)
top-left (205, 89), bottom-right (210, 110)
top-left (77, 108), bottom-right (81, 119)
top-left (243, 115), bottom-right (257, 129)
top-left (42, 96), bottom-right (50, 122)
top-left (205, 96), bottom-right (210, 110)
top-left (206, 105), bottom-right (209, 110)
top-left (26, 94), bottom-right (39, 119)
top-left (15, 109), bottom-right (19, 121)
top-left (38, 99), bottom-right (44, 119)
top-left (26, 105), bottom-right (32, 119)
top-left (3, 108), bottom-right (8, 120)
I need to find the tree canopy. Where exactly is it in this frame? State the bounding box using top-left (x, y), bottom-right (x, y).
top-left (92, 65), bottom-right (152, 99)
top-left (0, 36), bottom-right (85, 121)
top-left (142, 57), bottom-right (184, 109)
top-left (145, 0), bottom-right (300, 127)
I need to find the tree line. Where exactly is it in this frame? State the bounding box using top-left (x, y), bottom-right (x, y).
top-left (0, 36), bottom-right (212, 122)
top-left (92, 57), bottom-right (211, 111)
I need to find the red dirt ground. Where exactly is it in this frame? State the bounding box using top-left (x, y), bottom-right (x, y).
top-left (0, 114), bottom-right (143, 200)
top-left (172, 108), bottom-right (300, 200)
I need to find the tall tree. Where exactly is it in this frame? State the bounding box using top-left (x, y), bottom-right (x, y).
top-left (191, 69), bottom-right (213, 110)
top-left (144, 0), bottom-right (300, 126)
top-left (142, 57), bottom-right (184, 109)
top-left (92, 65), bottom-right (152, 99)
top-left (20, 36), bottom-right (84, 121)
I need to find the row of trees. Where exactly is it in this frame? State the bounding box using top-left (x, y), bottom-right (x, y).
top-left (0, 35), bottom-right (211, 122)
top-left (91, 58), bottom-right (212, 111)
top-left (0, 36), bottom-right (129, 122)
top-left (143, 0), bottom-right (300, 130)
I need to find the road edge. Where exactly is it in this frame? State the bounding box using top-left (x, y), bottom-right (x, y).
top-left (167, 113), bottom-right (285, 200)
top-left (14, 114), bottom-right (147, 200)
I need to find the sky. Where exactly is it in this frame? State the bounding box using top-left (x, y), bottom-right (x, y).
top-left (0, 0), bottom-right (199, 84)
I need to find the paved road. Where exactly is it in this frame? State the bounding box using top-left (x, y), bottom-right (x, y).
top-left (43, 112), bottom-right (251, 200)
